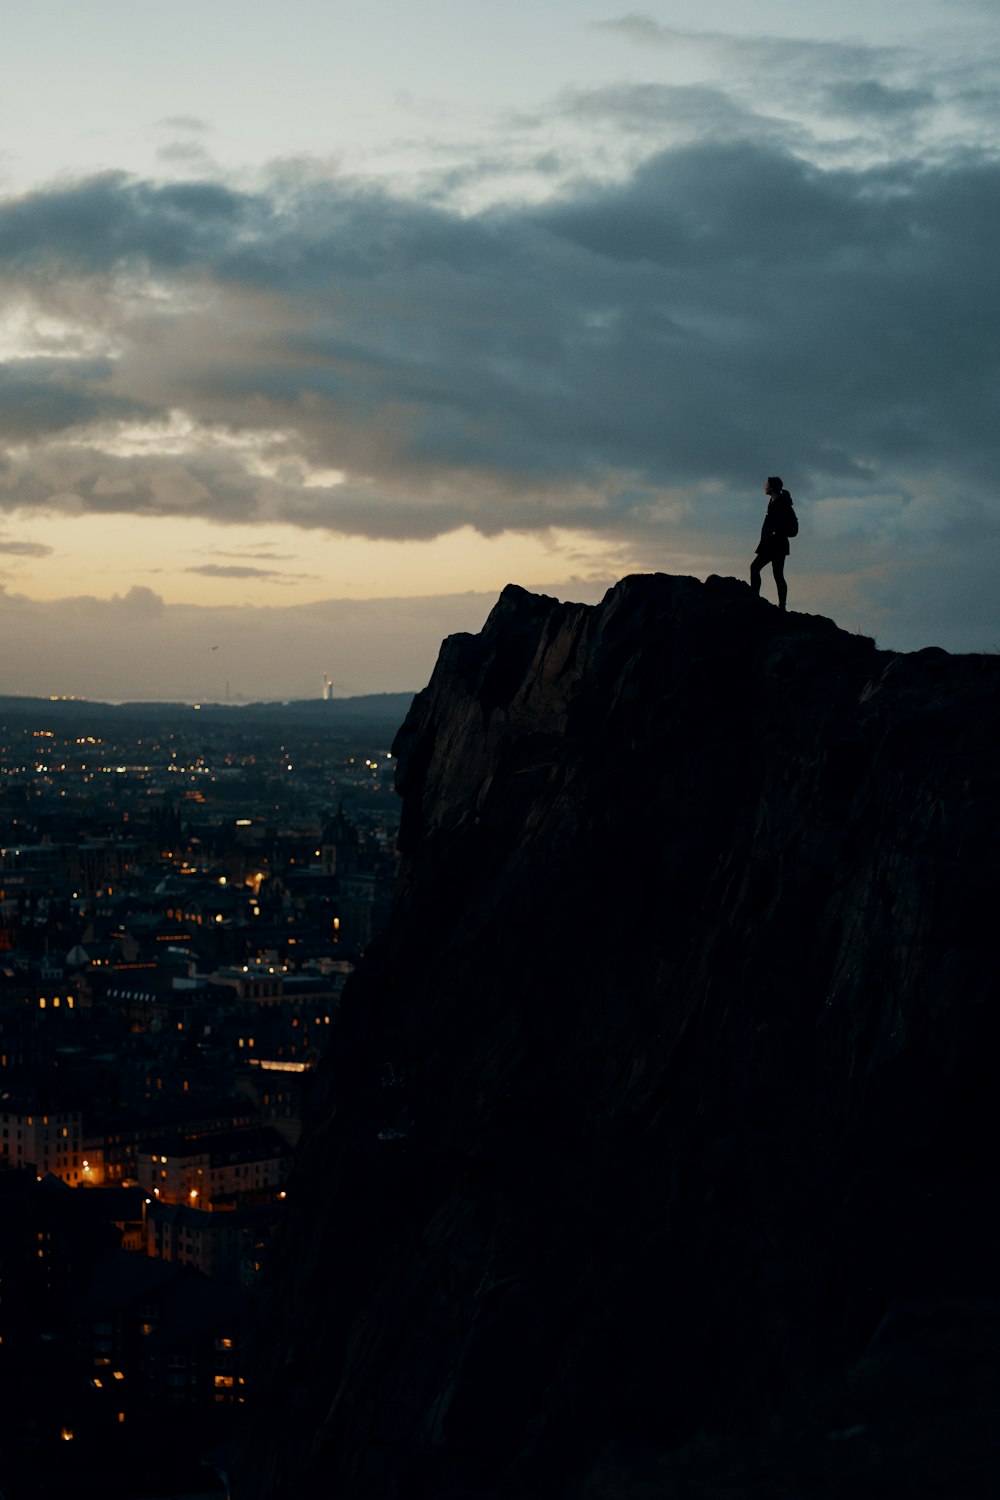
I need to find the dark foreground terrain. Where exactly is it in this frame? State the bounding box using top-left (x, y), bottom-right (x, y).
top-left (241, 574), bottom-right (1000, 1498)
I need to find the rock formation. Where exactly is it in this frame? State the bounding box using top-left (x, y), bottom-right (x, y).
top-left (241, 574), bottom-right (1000, 1498)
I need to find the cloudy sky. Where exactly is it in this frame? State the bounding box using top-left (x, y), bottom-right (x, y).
top-left (1, 0), bottom-right (997, 701)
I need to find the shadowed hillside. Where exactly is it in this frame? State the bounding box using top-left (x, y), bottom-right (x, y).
top-left (239, 574), bottom-right (1000, 1498)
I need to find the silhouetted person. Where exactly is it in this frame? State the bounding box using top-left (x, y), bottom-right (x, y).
top-left (750, 475), bottom-right (797, 610)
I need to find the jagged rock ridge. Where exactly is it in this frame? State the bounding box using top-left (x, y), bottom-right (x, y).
top-left (243, 574), bottom-right (1000, 1498)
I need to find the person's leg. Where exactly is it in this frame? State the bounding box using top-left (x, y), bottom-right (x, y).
top-left (750, 556), bottom-right (764, 595)
top-left (771, 556), bottom-right (787, 610)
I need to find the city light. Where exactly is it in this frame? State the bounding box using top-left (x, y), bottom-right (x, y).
top-left (0, 702), bottom-right (395, 1470)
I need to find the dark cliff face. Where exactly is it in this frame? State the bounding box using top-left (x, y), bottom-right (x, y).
top-left (243, 574), bottom-right (1000, 1499)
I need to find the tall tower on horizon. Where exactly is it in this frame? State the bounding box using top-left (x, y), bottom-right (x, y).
top-left (322, 674), bottom-right (334, 701)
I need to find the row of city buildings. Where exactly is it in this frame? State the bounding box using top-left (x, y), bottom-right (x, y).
top-left (0, 708), bottom-right (403, 1494)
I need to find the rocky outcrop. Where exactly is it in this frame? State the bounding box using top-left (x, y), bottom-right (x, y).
top-left (241, 574), bottom-right (1000, 1498)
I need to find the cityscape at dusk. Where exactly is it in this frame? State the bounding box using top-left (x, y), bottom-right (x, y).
top-left (2, 1), bottom-right (999, 703)
top-left (0, 696), bottom-right (404, 1494)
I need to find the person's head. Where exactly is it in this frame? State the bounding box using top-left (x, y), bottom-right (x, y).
top-left (764, 475), bottom-right (783, 496)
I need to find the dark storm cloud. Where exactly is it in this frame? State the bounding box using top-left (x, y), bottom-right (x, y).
top-left (156, 142), bottom-right (215, 167)
top-left (594, 15), bottom-right (895, 79)
top-left (0, 88), bottom-right (998, 589)
top-left (0, 173), bottom-right (255, 273)
top-left (155, 116), bottom-right (212, 135)
top-left (593, 16), bottom-right (945, 143)
top-left (0, 446), bottom-right (253, 521)
top-left (557, 82), bottom-right (802, 145)
top-left (0, 539), bottom-right (51, 556)
top-left (0, 360), bottom-right (149, 437)
top-left (217, 546), bottom-right (298, 562)
top-left (823, 80), bottom-right (935, 119)
top-left (187, 563), bottom-right (305, 582)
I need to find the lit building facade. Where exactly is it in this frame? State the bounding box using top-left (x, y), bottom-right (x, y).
top-left (137, 1127), bottom-right (290, 1209)
top-left (1, 1108), bottom-right (84, 1184)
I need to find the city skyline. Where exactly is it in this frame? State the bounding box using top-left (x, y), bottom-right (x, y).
top-left (2, 1), bottom-right (999, 700)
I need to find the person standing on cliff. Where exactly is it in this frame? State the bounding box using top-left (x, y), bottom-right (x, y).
top-left (750, 475), bottom-right (797, 610)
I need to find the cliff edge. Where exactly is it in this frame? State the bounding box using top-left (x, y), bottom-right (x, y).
top-left (243, 574), bottom-right (1000, 1498)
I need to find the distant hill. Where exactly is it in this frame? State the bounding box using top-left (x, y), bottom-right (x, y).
top-left (0, 692), bottom-right (416, 737)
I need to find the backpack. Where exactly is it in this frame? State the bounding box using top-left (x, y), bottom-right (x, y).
top-left (779, 493), bottom-right (798, 537)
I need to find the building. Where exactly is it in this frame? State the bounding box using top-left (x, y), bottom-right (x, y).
top-left (137, 1126), bottom-right (291, 1209)
top-left (1, 1105), bottom-right (83, 1184)
top-left (146, 1199), bottom-right (280, 1289)
top-left (75, 1247), bottom-right (249, 1408)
